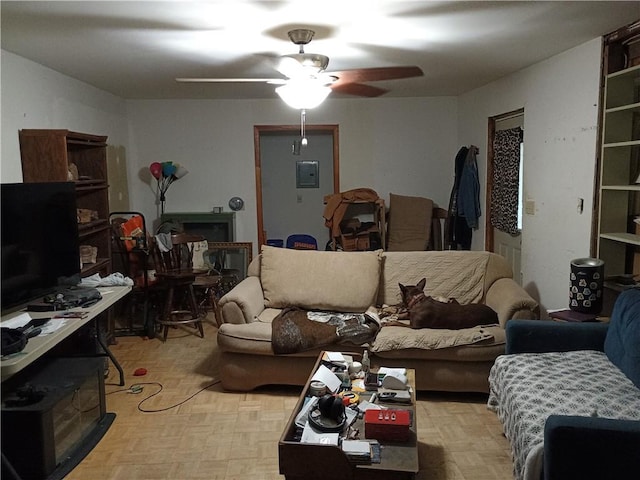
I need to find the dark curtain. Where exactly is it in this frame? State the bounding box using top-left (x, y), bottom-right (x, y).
top-left (491, 127), bottom-right (522, 236)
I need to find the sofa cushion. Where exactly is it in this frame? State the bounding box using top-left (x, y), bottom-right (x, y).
top-left (604, 288), bottom-right (640, 388)
top-left (371, 324), bottom-right (503, 352)
top-left (378, 251), bottom-right (491, 306)
top-left (260, 246), bottom-right (382, 312)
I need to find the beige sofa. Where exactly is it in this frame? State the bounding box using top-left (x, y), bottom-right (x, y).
top-left (217, 246), bottom-right (539, 392)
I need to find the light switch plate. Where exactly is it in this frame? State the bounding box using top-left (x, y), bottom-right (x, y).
top-left (525, 200), bottom-right (535, 215)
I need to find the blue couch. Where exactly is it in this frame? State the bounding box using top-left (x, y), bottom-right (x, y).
top-left (499, 288), bottom-right (640, 480)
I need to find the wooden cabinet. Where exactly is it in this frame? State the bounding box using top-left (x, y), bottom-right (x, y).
top-left (19, 129), bottom-right (112, 278)
top-left (594, 23), bottom-right (640, 311)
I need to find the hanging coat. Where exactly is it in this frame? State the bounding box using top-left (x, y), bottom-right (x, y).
top-left (457, 146), bottom-right (481, 230)
top-left (446, 147), bottom-right (473, 250)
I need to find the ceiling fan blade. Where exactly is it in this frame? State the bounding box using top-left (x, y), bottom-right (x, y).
top-left (176, 77), bottom-right (284, 83)
top-left (330, 82), bottom-right (388, 98)
top-left (330, 66), bottom-right (423, 85)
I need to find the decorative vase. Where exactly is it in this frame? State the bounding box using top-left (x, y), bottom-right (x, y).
top-left (569, 258), bottom-right (604, 314)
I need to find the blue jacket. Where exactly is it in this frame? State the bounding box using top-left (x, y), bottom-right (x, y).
top-left (457, 147), bottom-right (481, 229)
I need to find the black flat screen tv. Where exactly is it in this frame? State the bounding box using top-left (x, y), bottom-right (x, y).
top-left (1, 182), bottom-right (81, 314)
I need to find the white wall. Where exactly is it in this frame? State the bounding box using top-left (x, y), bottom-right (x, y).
top-left (1, 50), bottom-right (128, 182)
top-left (458, 38), bottom-right (603, 312)
top-left (261, 132), bottom-right (334, 246)
top-left (1, 39), bottom-right (604, 312)
top-left (124, 96), bottom-right (458, 247)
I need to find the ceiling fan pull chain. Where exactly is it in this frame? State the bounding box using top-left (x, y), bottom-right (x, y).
top-left (301, 109), bottom-right (308, 146)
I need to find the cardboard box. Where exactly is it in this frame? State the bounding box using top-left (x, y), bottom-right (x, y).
top-left (364, 409), bottom-right (411, 442)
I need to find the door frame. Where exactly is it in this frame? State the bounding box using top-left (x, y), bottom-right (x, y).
top-left (485, 108), bottom-right (524, 250)
top-left (254, 124), bottom-right (340, 247)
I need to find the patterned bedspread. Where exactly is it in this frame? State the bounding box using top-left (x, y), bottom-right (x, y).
top-left (488, 350), bottom-right (640, 480)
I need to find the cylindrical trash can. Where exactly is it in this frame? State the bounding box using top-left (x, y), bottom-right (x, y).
top-left (569, 258), bottom-right (604, 314)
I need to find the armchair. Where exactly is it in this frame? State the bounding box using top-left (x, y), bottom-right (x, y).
top-left (493, 289), bottom-right (640, 480)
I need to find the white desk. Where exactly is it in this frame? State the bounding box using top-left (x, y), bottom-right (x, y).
top-left (1, 286), bottom-right (131, 382)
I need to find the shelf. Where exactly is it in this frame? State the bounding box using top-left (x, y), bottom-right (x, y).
top-left (607, 63), bottom-right (640, 80)
top-left (19, 129), bottom-right (112, 280)
top-left (605, 102), bottom-right (640, 114)
top-left (78, 219), bottom-right (110, 237)
top-left (600, 233), bottom-right (640, 247)
top-left (603, 140), bottom-right (640, 149)
top-left (601, 184), bottom-right (640, 191)
top-left (81, 258), bottom-right (111, 276)
top-left (75, 180), bottom-right (108, 191)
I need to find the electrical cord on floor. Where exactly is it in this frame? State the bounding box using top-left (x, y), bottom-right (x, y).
top-left (106, 379), bottom-right (221, 413)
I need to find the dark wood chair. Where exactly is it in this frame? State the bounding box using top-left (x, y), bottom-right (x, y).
top-left (429, 207), bottom-right (449, 251)
top-left (110, 212), bottom-right (159, 337)
top-left (149, 233), bottom-right (220, 341)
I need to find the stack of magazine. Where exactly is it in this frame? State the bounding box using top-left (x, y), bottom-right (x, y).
top-left (341, 440), bottom-right (380, 464)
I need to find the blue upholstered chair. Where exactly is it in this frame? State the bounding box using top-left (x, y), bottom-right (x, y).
top-left (286, 234), bottom-right (318, 250)
top-left (505, 289), bottom-right (640, 480)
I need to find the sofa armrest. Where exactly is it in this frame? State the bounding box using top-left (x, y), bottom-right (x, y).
top-left (485, 277), bottom-right (540, 327)
top-left (505, 320), bottom-right (608, 354)
top-left (218, 276), bottom-right (265, 324)
top-left (544, 414), bottom-right (640, 480)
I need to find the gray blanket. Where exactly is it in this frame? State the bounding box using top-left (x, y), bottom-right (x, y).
top-left (488, 350), bottom-right (640, 480)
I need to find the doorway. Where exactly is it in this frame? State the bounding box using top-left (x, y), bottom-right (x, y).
top-left (486, 110), bottom-right (524, 284)
top-left (254, 125), bottom-right (340, 248)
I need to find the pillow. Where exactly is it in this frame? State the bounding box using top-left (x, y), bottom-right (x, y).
top-left (260, 246), bottom-right (382, 312)
top-left (387, 193), bottom-right (433, 251)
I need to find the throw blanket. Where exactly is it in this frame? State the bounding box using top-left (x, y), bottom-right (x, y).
top-left (371, 323), bottom-right (500, 352)
top-left (488, 350), bottom-right (640, 480)
top-left (379, 252), bottom-right (489, 306)
top-left (271, 307), bottom-right (380, 354)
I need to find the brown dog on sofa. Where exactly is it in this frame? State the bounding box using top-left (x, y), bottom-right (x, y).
top-left (392, 278), bottom-right (498, 329)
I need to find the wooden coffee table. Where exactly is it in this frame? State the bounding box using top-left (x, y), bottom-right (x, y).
top-left (278, 351), bottom-right (419, 480)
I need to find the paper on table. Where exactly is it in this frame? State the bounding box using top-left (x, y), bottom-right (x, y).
top-left (311, 364), bottom-right (342, 393)
top-left (39, 318), bottom-right (67, 335)
top-left (301, 422), bottom-right (339, 445)
top-left (0, 313), bottom-right (66, 335)
top-left (1, 313), bottom-right (31, 329)
top-left (357, 400), bottom-right (382, 412)
top-left (325, 351), bottom-right (345, 362)
top-left (378, 367), bottom-right (407, 376)
top-left (295, 396), bottom-right (319, 428)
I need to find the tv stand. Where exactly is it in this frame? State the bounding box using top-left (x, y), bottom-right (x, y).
top-left (25, 286), bottom-right (103, 312)
top-left (1, 286), bottom-right (130, 480)
top-left (1, 286), bottom-right (130, 383)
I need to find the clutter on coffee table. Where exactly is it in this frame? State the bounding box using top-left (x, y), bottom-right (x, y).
top-left (278, 351), bottom-right (419, 480)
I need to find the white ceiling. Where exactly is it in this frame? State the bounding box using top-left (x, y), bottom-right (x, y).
top-left (1, 1), bottom-right (639, 100)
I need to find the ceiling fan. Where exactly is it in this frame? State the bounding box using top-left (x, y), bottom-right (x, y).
top-left (176, 28), bottom-right (424, 103)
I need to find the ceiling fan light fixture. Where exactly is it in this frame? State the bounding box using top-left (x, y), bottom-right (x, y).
top-left (283, 53), bottom-right (330, 73)
top-left (287, 29), bottom-right (315, 46)
top-left (276, 80), bottom-right (331, 109)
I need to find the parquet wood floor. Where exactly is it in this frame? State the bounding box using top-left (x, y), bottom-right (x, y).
top-left (67, 317), bottom-right (514, 479)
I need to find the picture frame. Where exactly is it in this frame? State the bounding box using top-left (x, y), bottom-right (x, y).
top-left (205, 242), bottom-right (253, 286)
